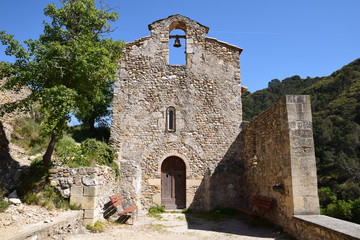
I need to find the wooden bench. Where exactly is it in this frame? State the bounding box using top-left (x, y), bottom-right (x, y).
top-left (237, 195), bottom-right (274, 216)
top-left (109, 193), bottom-right (138, 224)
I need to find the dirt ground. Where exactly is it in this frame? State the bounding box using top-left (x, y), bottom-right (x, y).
top-left (65, 212), bottom-right (289, 240)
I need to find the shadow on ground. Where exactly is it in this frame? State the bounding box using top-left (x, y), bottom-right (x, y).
top-left (184, 212), bottom-right (287, 239)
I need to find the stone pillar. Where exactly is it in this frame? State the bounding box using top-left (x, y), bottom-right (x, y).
top-left (286, 95), bottom-right (320, 215)
top-left (70, 185), bottom-right (99, 225)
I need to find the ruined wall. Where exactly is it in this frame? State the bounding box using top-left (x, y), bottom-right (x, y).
top-left (240, 95), bottom-right (320, 227)
top-left (110, 15), bottom-right (243, 209)
top-left (49, 166), bottom-right (118, 225)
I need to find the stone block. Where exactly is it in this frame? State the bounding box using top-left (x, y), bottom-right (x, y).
top-left (152, 194), bottom-right (161, 205)
top-left (70, 196), bottom-right (97, 209)
top-left (71, 186), bottom-right (84, 197)
top-left (50, 180), bottom-right (58, 187)
top-left (83, 218), bottom-right (96, 226)
top-left (187, 179), bottom-right (202, 187)
top-left (84, 209), bottom-right (97, 219)
top-left (148, 179), bottom-right (160, 186)
top-left (84, 186), bottom-right (99, 197)
top-left (82, 176), bottom-right (98, 186)
top-left (48, 168), bottom-right (58, 174)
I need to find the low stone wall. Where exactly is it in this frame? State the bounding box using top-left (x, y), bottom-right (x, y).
top-left (49, 166), bottom-right (119, 225)
top-left (5, 211), bottom-right (83, 240)
top-left (290, 215), bottom-right (360, 240)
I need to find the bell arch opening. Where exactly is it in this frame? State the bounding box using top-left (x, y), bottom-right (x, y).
top-left (169, 28), bottom-right (186, 65)
top-left (161, 156), bottom-right (186, 209)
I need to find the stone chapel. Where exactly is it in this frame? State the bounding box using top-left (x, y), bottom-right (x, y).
top-left (110, 14), bottom-right (320, 222)
top-left (110, 14), bottom-right (243, 209)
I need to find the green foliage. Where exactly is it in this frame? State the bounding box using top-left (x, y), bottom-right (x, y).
top-left (54, 136), bottom-right (118, 175)
top-left (182, 208), bottom-right (192, 213)
top-left (23, 184), bottom-right (72, 210)
top-left (0, 199), bottom-right (9, 212)
top-left (148, 205), bottom-right (166, 219)
top-left (11, 117), bottom-right (49, 155)
top-left (0, 187), bottom-right (9, 212)
top-left (324, 200), bottom-right (353, 221)
top-left (242, 75), bottom-right (321, 121)
top-left (0, 0), bottom-right (124, 166)
top-left (17, 158), bottom-right (48, 197)
top-left (16, 159), bottom-right (72, 210)
top-left (322, 198), bottom-right (360, 223)
top-left (68, 125), bottom-right (111, 143)
top-left (80, 138), bottom-right (115, 166)
top-left (86, 220), bottom-right (106, 233)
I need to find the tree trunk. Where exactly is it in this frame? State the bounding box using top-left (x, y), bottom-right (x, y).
top-left (89, 119), bottom-right (96, 137)
top-left (43, 133), bottom-right (57, 168)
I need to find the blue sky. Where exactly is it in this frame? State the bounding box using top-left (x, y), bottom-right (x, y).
top-left (0, 0), bottom-right (359, 92)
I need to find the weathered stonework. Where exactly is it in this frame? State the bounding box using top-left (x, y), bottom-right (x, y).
top-left (110, 14), bottom-right (243, 209)
top-left (49, 166), bottom-right (118, 225)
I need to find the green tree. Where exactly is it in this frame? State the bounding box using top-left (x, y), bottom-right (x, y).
top-left (0, 0), bottom-right (124, 167)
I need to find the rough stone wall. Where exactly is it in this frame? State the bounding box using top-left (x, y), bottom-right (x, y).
top-left (49, 166), bottom-right (118, 225)
top-left (240, 95), bottom-right (320, 227)
top-left (110, 15), bottom-right (243, 209)
top-left (0, 78), bottom-right (30, 190)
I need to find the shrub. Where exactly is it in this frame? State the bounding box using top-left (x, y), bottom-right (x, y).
top-left (54, 137), bottom-right (118, 175)
top-left (80, 139), bottom-right (115, 166)
top-left (148, 205), bottom-right (166, 219)
top-left (86, 220), bottom-right (105, 233)
top-left (55, 135), bottom-right (82, 165)
top-left (318, 187), bottom-right (337, 207)
top-left (69, 125), bottom-right (110, 143)
top-left (325, 199), bottom-right (353, 221)
top-left (352, 198), bottom-right (360, 223)
top-left (337, 182), bottom-right (360, 201)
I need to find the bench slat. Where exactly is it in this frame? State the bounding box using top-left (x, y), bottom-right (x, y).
top-left (108, 193), bottom-right (138, 224)
top-left (238, 195), bottom-right (274, 216)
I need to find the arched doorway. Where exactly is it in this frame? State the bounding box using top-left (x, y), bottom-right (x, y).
top-left (161, 156), bottom-right (186, 209)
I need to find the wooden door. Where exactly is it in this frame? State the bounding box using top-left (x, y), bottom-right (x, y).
top-left (161, 157), bottom-right (186, 209)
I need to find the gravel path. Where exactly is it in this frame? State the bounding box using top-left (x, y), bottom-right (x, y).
top-left (65, 213), bottom-right (287, 240)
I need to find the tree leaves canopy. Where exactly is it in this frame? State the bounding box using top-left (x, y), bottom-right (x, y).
top-left (0, 0), bottom-right (124, 166)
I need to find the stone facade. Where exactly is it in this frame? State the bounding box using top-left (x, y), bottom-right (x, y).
top-left (48, 167), bottom-right (118, 225)
top-left (110, 14), bottom-right (243, 209)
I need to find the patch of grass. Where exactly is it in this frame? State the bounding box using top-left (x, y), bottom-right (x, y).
top-left (23, 184), bottom-right (72, 210)
top-left (69, 203), bottom-right (82, 210)
top-left (86, 220), bottom-right (106, 233)
top-left (0, 199), bottom-right (9, 212)
top-left (148, 205), bottom-right (166, 219)
top-left (149, 223), bottom-right (170, 232)
top-left (17, 160), bottom-right (73, 210)
top-left (182, 208), bottom-right (192, 213)
top-left (175, 215), bottom-right (186, 221)
top-left (11, 117), bottom-right (49, 155)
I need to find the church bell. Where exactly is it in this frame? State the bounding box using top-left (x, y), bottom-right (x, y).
top-left (173, 36), bottom-right (181, 48)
